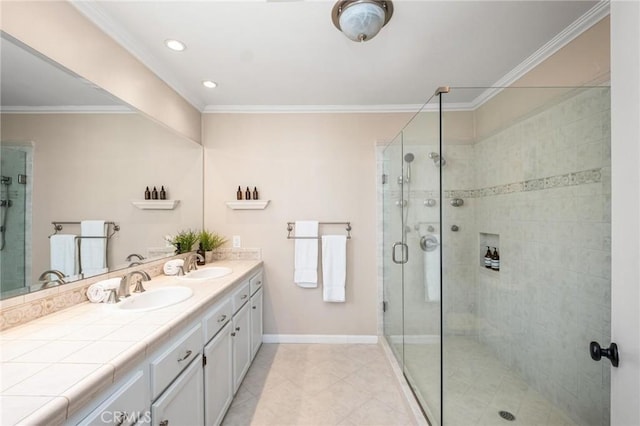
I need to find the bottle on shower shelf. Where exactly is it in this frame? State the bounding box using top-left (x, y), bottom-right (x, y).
top-left (151, 186), bottom-right (159, 200)
top-left (491, 247), bottom-right (500, 271)
top-left (237, 186), bottom-right (243, 200)
top-left (484, 246), bottom-right (492, 269)
top-left (144, 186), bottom-right (151, 200)
top-left (245, 186), bottom-right (251, 200)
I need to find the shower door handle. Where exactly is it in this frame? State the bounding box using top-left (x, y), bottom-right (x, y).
top-left (392, 242), bottom-right (408, 264)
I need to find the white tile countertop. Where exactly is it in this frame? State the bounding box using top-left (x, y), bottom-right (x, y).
top-left (0, 260), bottom-right (262, 425)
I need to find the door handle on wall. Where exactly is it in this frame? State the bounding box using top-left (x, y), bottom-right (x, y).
top-left (590, 341), bottom-right (619, 367)
top-left (392, 242), bottom-right (409, 264)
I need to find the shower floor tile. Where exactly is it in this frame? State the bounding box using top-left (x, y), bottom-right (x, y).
top-left (222, 343), bottom-right (416, 426)
top-left (400, 336), bottom-right (577, 426)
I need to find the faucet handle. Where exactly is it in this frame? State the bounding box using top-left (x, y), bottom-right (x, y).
top-left (105, 288), bottom-right (119, 304)
top-left (132, 280), bottom-right (146, 293)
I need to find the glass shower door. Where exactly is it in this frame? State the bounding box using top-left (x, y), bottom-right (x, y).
top-left (440, 86), bottom-right (612, 426)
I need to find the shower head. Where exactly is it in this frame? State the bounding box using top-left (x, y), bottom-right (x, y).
top-left (428, 152), bottom-right (446, 167)
top-left (404, 153), bottom-right (415, 163)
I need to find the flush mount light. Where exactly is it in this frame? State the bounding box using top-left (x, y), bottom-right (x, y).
top-left (202, 80), bottom-right (218, 89)
top-left (331, 0), bottom-right (394, 42)
top-left (164, 39), bottom-right (186, 51)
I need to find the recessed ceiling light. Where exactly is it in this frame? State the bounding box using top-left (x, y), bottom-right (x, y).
top-left (165, 39), bottom-right (186, 51)
top-left (202, 80), bottom-right (218, 89)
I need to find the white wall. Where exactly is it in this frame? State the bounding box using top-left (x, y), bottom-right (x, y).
top-left (203, 112), bottom-right (411, 338)
top-left (610, 1), bottom-right (640, 424)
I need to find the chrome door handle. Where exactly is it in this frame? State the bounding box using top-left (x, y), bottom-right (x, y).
top-left (392, 242), bottom-right (409, 264)
top-left (177, 349), bottom-right (192, 362)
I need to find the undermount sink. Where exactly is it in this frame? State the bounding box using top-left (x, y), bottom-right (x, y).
top-left (177, 266), bottom-right (233, 281)
top-left (115, 286), bottom-right (193, 313)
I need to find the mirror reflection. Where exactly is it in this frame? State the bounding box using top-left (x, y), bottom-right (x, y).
top-left (0, 32), bottom-right (203, 299)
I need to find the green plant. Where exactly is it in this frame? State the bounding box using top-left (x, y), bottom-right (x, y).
top-left (198, 230), bottom-right (227, 251)
top-left (167, 229), bottom-right (199, 254)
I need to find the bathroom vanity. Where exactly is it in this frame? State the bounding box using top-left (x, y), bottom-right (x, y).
top-left (0, 260), bottom-right (263, 426)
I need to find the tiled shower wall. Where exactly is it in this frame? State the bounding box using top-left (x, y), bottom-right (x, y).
top-left (471, 87), bottom-right (611, 426)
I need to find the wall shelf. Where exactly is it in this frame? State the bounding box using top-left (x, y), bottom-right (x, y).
top-left (132, 200), bottom-right (180, 210)
top-left (226, 200), bottom-right (270, 210)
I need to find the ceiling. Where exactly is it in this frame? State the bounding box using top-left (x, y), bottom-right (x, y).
top-left (3, 1), bottom-right (607, 112)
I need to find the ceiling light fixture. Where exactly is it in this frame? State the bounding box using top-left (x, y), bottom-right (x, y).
top-left (331, 0), bottom-right (394, 42)
top-left (165, 39), bottom-right (186, 51)
top-left (202, 80), bottom-right (218, 89)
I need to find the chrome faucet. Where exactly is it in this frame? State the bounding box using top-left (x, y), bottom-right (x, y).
top-left (38, 269), bottom-right (66, 287)
top-left (118, 270), bottom-right (150, 299)
top-left (183, 253), bottom-right (204, 273)
top-left (126, 253), bottom-right (145, 261)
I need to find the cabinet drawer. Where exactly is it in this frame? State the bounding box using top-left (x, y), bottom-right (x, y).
top-left (249, 270), bottom-right (263, 295)
top-left (204, 297), bottom-right (232, 343)
top-left (150, 323), bottom-right (202, 399)
top-left (231, 281), bottom-right (251, 314)
top-left (78, 369), bottom-right (147, 426)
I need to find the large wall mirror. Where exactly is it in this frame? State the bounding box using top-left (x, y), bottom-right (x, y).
top-left (0, 32), bottom-right (203, 300)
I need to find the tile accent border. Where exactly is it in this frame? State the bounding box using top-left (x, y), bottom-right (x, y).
top-left (0, 248), bottom-right (262, 331)
top-left (446, 168), bottom-right (602, 199)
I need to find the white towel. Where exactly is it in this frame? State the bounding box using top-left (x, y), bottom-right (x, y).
top-left (86, 277), bottom-right (120, 303)
top-left (294, 220), bottom-right (319, 288)
top-left (322, 235), bottom-right (347, 302)
top-left (50, 234), bottom-right (78, 277)
top-left (81, 220), bottom-right (107, 278)
top-left (423, 234), bottom-right (441, 302)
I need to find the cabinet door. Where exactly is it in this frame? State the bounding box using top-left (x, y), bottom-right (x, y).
top-left (250, 287), bottom-right (263, 361)
top-left (152, 354), bottom-right (204, 426)
top-left (78, 369), bottom-right (148, 426)
top-left (232, 303), bottom-right (251, 393)
top-left (204, 322), bottom-right (233, 426)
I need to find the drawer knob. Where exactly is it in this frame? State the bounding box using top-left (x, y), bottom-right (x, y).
top-left (217, 314), bottom-right (227, 323)
top-left (257, 281), bottom-right (262, 286)
top-left (159, 420), bottom-right (169, 426)
top-left (240, 294), bottom-right (248, 300)
top-left (115, 411), bottom-right (127, 426)
top-left (177, 349), bottom-right (192, 362)
top-left (236, 326), bottom-right (241, 331)
top-left (231, 332), bottom-right (236, 337)
top-left (252, 306), bottom-right (256, 310)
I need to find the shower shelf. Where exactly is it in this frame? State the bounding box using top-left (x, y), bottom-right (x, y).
top-left (132, 200), bottom-right (180, 210)
top-left (226, 200), bottom-right (270, 210)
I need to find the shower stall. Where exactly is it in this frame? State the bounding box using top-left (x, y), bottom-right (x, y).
top-left (380, 86), bottom-right (612, 426)
top-left (0, 144), bottom-right (30, 295)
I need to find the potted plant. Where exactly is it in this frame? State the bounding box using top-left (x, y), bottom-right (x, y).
top-left (166, 229), bottom-right (199, 254)
top-left (198, 230), bottom-right (227, 263)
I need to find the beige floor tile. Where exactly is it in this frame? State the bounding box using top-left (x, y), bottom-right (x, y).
top-left (224, 343), bottom-right (415, 426)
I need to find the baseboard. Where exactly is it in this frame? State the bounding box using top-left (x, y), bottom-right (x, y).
top-left (262, 334), bottom-right (378, 344)
top-left (388, 335), bottom-right (440, 345)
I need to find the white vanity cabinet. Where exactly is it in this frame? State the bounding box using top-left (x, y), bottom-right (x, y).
top-left (69, 265), bottom-right (264, 426)
top-left (250, 286), bottom-right (263, 361)
top-left (232, 301), bottom-right (251, 394)
top-left (77, 370), bottom-right (148, 426)
top-left (203, 299), bottom-right (233, 426)
top-left (151, 353), bottom-right (204, 426)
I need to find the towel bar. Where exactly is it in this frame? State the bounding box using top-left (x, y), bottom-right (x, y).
top-left (49, 221), bottom-right (120, 238)
top-left (286, 222), bottom-right (352, 239)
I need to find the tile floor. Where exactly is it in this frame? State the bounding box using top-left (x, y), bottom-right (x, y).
top-left (401, 337), bottom-right (579, 426)
top-left (222, 343), bottom-right (417, 426)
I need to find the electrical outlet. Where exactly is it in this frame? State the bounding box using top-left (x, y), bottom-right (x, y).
top-left (233, 235), bottom-right (241, 248)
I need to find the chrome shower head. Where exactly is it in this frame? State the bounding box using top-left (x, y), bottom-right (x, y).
top-left (404, 153), bottom-right (415, 163)
top-left (428, 152), bottom-right (446, 167)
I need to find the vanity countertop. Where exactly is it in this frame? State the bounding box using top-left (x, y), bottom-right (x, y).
top-left (0, 259), bottom-right (263, 425)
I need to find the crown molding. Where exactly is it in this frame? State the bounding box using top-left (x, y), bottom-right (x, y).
top-left (70, 1), bottom-right (205, 112)
top-left (203, 102), bottom-right (474, 114)
top-left (468, 1), bottom-right (610, 109)
top-left (1, 106), bottom-right (134, 114)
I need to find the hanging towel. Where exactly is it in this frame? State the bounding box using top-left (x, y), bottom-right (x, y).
top-left (423, 234), bottom-right (441, 302)
top-left (322, 235), bottom-right (347, 302)
top-left (294, 220), bottom-right (319, 288)
top-left (81, 220), bottom-right (107, 278)
top-left (50, 234), bottom-right (78, 277)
